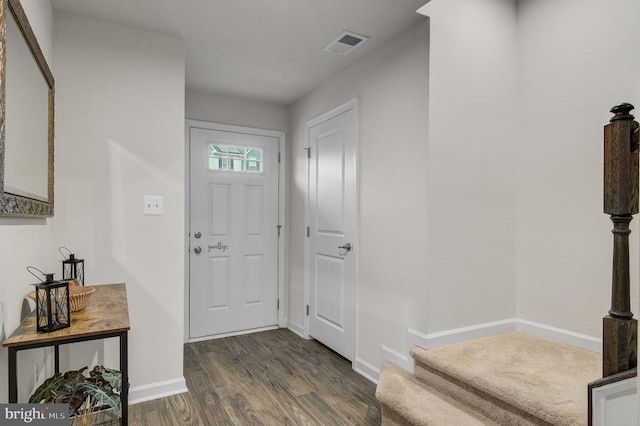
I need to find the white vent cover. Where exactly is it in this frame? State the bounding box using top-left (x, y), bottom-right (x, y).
top-left (323, 31), bottom-right (369, 56)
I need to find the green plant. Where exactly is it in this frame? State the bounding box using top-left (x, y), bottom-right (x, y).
top-left (29, 365), bottom-right (122, 424)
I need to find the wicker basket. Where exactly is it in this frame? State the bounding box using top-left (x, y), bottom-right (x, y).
top-left (28, 285), bottom-right (96, 312)
top-left (69, 286), bottom-right (96, 312)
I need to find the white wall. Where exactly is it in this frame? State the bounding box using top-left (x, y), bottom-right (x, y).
top-left (186, 90), bottom-right (288, 132)
top-left (418, 0), bottom-right (640, 340)
top-left (417, 0), bottom-right (518, 332)
top-left (515, 0), bottom-right (640, 337)
top-left (52, 13), bottom-right (186, 399)
top-left (288, 21), bottom-right (430, 368)
top-left (0, 0), bottom-right (54, 404)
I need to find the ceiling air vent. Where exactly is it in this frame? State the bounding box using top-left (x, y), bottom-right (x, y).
top-left (323, 31), bottom-right (370, 56)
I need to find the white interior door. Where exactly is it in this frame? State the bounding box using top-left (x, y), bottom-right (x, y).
top-left (189, 126), bottom-right (279, 339)
top-left (308, 103), bottom-right (358, 361)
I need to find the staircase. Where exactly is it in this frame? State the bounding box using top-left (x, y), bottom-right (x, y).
top-left (375, 331), bottom-right (601, 425)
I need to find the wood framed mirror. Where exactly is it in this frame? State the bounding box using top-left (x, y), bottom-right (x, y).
top-left (0, 0), bottom-right (54, 217)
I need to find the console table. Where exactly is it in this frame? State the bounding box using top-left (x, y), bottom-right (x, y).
top-left (3, 283), bottom-right (130, 425)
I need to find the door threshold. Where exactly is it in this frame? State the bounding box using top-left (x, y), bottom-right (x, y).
top-left (189, 325), bottom-right (279, 343)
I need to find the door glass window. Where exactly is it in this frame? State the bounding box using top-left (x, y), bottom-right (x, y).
top-left (209, 145), bottom-right (263, 173)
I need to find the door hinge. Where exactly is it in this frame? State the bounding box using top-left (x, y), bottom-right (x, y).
top-left (306, 226), bottom-right (310, 237)
top-left (306, 305), bottom-right (310, 316)
top-left (277, 299), bottom-right (280, 310)
top-left (304, 147), bottom-right (311, 158)
top-left (277, 225), bottom-right (282, 237)
top-left (278, 152), bottom-right (281, 164)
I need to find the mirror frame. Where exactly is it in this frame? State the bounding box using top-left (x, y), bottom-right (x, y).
top-left (0, 0), bottom-right (54, 217)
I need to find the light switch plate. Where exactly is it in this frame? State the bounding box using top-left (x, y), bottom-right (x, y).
top-left (144, 195), bottom-right (163, 215)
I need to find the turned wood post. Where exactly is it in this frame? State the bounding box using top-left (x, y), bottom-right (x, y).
top-left (602, 102), bottom-right (639, 377)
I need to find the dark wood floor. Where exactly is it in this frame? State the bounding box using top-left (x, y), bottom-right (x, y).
top-left (129, 328), bottom-right (381, 425)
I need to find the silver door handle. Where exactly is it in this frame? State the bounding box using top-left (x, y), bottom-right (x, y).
top-left (338, 243), bottom-right (352, 252)
top-left (194, 246), bottom-right (202, 254)
top-left (194, 231), bottom-right (202, 239)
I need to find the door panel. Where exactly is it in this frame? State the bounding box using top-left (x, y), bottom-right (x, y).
top-left (244, 185), bottom-right (264, 235)
top-left (315, 254), bottom-right (345, 330)
top-left (244, 255), bottom-right (263, 305)
top-left (316, 130), bottom-right (346, 234)
top-left (190, 127), bottom-right (279, 338)
top-left (209, 184), bottom-right (230, 237)
top-left (308, 105), bottom-right (357, 361)
top-left (208, 257), bottom-right (230, 309)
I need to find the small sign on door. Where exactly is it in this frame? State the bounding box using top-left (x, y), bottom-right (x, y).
top-left (208, 242), bottom-right (229, 253)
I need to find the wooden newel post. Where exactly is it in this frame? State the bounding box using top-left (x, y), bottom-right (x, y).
top-left (602, 102), bottom-right (639, 377)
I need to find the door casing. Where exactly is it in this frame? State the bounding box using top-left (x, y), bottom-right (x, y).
top-left (184, 119), bottom-right (287, 342)
top-left (304, 98), bottom-right (360, 366)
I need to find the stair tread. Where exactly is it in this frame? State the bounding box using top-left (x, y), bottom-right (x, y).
top-left (411, 331), bottom-right (601, 425)
top-left (376, 362), bottom-right (497, 426)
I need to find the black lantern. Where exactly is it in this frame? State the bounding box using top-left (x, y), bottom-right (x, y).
top-left (61, 248), bottom-right (85, 286)
top-left (33, 273), bottom-right (71, 332)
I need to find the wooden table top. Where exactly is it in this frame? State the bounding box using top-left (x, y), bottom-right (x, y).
top-left (2, 283), bottom-right (130, 348)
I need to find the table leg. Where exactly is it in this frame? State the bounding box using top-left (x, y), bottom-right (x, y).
top-left (8, 347), bottom-right (17, 402)
top-left (120, 332), bottom-right (128, 426)
top-left (54, 344), bottom-right (60, 374)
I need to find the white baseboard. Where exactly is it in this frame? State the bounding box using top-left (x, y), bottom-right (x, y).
top-left (514, 319), bottom-right (602, 353)
top-left (286, 319), bottom-right (306, 338)
top-left (382, 344), bottom-right (414, 373)
top-left (354, 357), bottom-right (380, 384)
top-left (129, 377), bottom-right (188, 405)
top-left (408, 318), bottom-right (516, 351)
top-left (406, 318), bottom-right (601, 354)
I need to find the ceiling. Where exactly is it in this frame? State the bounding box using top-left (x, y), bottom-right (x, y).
top-left (50, 0), bottom-right (428, 105)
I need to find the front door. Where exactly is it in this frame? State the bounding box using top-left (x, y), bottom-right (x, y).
top-left (189, 126), bottom-right (279, 339)
top-left (307, 101), bottom-right (358, 361)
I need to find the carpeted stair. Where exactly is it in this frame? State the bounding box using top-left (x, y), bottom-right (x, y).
top-left (376, 331), bottom-right (602, 425)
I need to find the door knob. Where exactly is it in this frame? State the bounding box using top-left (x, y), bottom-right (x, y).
top-left (338, 243), bottom-right (352, 252)
top-left (194, 231), bottom-right (202, 239)
top-left (193, 246), bottom-right (202, 254)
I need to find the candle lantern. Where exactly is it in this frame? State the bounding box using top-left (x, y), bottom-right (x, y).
top-left (61, 248), bottom-right (85, 286)
top-left (33, 273), bottom-right (71, 332)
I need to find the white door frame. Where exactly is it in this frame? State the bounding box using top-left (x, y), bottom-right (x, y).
top-left (184, 119), bottom-right (287, 342)
top-left (304, 98), bottom-right (360, 365)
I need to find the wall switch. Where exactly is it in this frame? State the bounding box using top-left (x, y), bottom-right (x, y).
top-left (144, 195), bottom-right (163, 215)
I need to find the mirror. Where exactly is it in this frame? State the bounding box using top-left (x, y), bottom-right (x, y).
top-left (0, 0), bottom-right (54, 217)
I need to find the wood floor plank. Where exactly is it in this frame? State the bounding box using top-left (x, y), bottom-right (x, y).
top-left (129, 328), bottom-right (381, 425)
top-left (293, 392), bottom-right (354, 426)
top-left (334, 397), bottom-right (381, 425)
top-left (255, 405), bottom-right (297, 426)
top-left (198, 387), bottom-right (236, 425)
top-left (260, 356), bottom-right (317, 397)
top-left (165, 390), bottom-right (204, 426)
